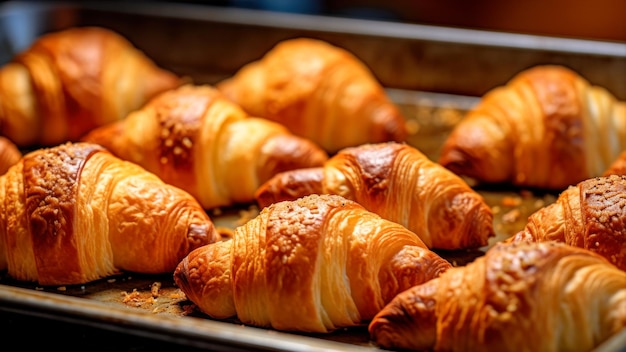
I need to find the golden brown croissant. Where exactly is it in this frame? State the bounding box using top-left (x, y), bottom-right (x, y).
top-left (0, 142), bottom-right (220, 286)
top-left (369, 241), bottom-right (626, 352)
top-left (508, 174), bottom-right (626, 271)
top-left (438, 65), bottom-right (626, 191)
top-left (173, 194), bottom-right (452, 333)
top-left (0, 136), bottom-right (21, 175)
top-left (255, 142), bottom-right (494, 250)
top-left (0, 26), bottom-right (181, 148)
top-left (216, 37), bottom-right (408, 153)
top-left (82, 84), bottom-right (328, 210)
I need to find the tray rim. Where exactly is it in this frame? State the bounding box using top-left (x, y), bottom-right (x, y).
top-left (0, 283), bottom-right (378, 352)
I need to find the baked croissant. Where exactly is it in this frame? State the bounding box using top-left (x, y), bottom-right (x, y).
top-left (508, 174), bottom-right (626, 271)
top-left (369, 241), bottom-right (626, 352)
top-left (0, 136), bottom-right (21, 175)
top-left (255, 142), bottom-right (494, 250)
top-left (0, 142), bottom-right (220, 286)
top-left (173, 194), bottom-right (452, 333)
top-left (438, 65), bottom-right (626, 191)
top-left (82, 84), bottom-right (328, 210)
top-left (216, 37), bottom-right (408, 153)
top-left (0, 26), bottom-right (181, 148)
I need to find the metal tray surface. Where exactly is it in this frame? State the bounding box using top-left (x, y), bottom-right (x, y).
top-left (1, 1), bottom-right (625, 351)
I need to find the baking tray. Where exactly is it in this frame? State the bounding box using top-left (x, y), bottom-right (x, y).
top-left (0, 1), bottom-right (625, 351)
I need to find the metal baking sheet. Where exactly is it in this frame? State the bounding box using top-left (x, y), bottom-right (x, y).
top-left (1, 1), bottom-right (625, 351)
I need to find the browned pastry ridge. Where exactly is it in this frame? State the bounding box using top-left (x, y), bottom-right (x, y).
top-left (0, 142), bottom-right (220, 286)
top-left (438, 65), bottom-right (626, 191)
top-left (255, 142), bottom-right (494, 250)
top-left (0, 26), bottom-right (181, 148)
top-left (369, 241), bottom-right (626, 352)
top-left (509, 174), bottom-right (626, 271)
top-left (216, 37), bottom-right (408, 154)
top-left (603, 150), bottom-right (626, 176)
top-left (0, 136), bottom-right (21, 175)
top-left (174, 194), bottom-right (452, 333)
top-left (82, 84), bottom-right (328, 210)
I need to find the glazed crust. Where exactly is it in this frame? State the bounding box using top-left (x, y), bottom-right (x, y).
top-left (216, 38), bottom-right (407, 153)
top-left (82, 84), bottom-right (328, 210)
top-left (509, 174), bottom-right (626, 271)
top-left (255, 142), bottom-right (494, 250)
top-left (174, 194), bottom-right (451, 333)
top-left (369, 241), bottom-right (626, 352)
top-left (0, 26), bottom-right (181, 147)
top-left (0, 142), bottom-right (220, 286)
top-left (438, 65), bottom-right (626, 191)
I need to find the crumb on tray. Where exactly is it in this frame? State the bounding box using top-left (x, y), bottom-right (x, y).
top-left (150, 281), bottom-right (162, 297)
top-left (122, 288), bottom-right (156, 307)
top-left (501, 208), bottom-right (522, 224)
top-left (405, 119), bottom-right (420, 135)
top-left (501, 195), bottom-right (522, 207)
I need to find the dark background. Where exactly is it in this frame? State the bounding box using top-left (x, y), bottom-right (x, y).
top-left (161, 0), bottom-right (626, 43)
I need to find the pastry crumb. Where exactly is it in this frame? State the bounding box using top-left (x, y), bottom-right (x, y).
top-left (501, 196), bottom-right (521, 207)
top-left (151, 282), bottom-right (162, 297)
top-left (501, 209), bottom-right (521, 223)
top-left (122, 289), bottom-right (156, 307)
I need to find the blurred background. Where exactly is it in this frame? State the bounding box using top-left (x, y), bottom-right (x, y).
top-left (190, 0), bottom-right (626, 42)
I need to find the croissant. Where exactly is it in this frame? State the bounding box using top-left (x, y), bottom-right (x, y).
top-left (0, 136), bottom-right (21, 175)
top-left (216, 37), bottom-right (408, 153)
top-left (0, 142), bottom-right (220, 286)
top-left (438, 65), bottom-right (626, 191)
top-left (255, 142), bottom-right (494, 250)
top-left (173, 194), bottom-right (452, 333)
top-left (0, 26), bottom-right (181, 148)
top-left (82, 84), bottom-right (328, 210)
top-left (508, 174), bottom-right (626, 271)
top-left (369, 241), bottom-right (626, 352)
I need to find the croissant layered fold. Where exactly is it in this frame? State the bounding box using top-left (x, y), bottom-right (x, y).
top-left (174, 194), bottom-right (452, 333)
top-left (255, 142), bottom-right (494, 250)
top-left (216, 38), bottom-right (408, 153)
top-left (0, 136), bottom-right (21, 175)
top-left (82, 84), bottom-right (328, 210)
top-left (369, 241), bottom-right (626, 352)
top-left (0, 142), bottom-right (220, 286)
top-left (604, 151), bottom-right (626, 176)
top-left (438, 65), bottom-right (626, 190)
top-left (509, 174), bottom-right (626, 271)
top-left (0, 26), bottom-right (181, 148)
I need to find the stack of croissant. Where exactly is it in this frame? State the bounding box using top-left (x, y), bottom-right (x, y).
top-left (2, 24), bottom-right (626, 352)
